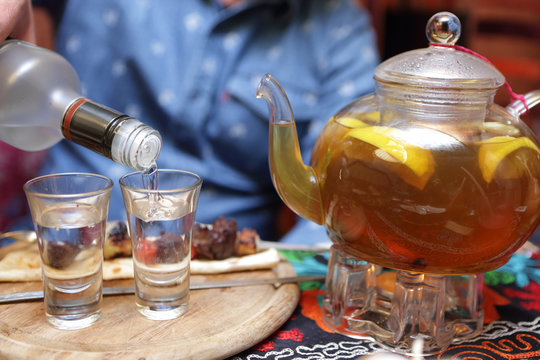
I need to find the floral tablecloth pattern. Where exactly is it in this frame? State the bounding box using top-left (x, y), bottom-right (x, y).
top-left (232, 242), bottom-right (540, 360)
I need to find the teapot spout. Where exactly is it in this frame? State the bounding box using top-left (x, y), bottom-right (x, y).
top-left (256, 74), bottom-right (324, 225)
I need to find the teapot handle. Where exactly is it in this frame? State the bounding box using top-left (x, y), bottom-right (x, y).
top-left (507, 90), bottom-right (540, 117)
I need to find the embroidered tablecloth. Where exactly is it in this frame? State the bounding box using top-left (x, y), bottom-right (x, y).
top-left (231, 242), bottom-right (540, 360)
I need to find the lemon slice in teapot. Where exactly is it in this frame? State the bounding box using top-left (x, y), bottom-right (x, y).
top-left (346, 126), bottom-right (435, 189)
top-left (478, 136), bottom-right (540, 183)
top-left (483, 122), bottom-right (520, 136)
top-left (336, 111), bottom-right (380, 128)
top-left (337, 117), bottom-right (368, 128)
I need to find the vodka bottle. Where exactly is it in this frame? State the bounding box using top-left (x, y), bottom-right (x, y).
top-left (0, 40), bottom-right (161, 171)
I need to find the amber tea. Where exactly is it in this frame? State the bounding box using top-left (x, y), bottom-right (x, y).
top-left (303, 117), bottom-right (540, 274)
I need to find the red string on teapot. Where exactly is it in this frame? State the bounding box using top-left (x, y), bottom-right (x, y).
top-left (430, 43), bottom-right (529, 114)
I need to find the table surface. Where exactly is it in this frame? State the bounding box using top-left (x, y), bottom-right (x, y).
top-left (1, 239), bottom-right (538, 360)
top-left (231, 240), bottom-right (540, 360)
top-left (0, 261), bottom-right (299, 360)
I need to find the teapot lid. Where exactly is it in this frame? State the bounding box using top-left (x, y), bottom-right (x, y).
top-left (374, 12), bottom-right (505, 89)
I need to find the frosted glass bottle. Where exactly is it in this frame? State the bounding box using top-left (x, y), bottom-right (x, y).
top-left (0, 40), bottom-right (161, 171)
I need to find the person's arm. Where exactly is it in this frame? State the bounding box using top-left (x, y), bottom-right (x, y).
top-left (0, 0), bottom-right (35, 42)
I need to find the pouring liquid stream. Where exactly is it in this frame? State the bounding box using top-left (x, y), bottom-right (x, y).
top-left (141, 162), bottom-right (160, 218)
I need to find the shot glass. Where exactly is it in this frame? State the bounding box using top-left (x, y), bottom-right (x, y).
top-left (24, 173), bottom-right (113, 330)
top-left (119, 169), bottom-right (202, 320)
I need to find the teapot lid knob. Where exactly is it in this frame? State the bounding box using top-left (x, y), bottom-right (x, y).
top-left (426, 12), bottom-right (461, 45)
top-left (375, 11), bottom-right (504, 89)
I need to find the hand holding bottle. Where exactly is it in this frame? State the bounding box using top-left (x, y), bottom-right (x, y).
top-left (0, 0), bottom-right (35, 43)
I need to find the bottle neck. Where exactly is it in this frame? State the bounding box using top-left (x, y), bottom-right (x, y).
top-left (62, 99), bottom-right (161, 170)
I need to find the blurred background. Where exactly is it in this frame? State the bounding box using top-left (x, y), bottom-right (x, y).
top-left (1, 0), bottom-right (539, 232)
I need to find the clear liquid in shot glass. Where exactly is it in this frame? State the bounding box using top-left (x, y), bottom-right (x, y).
top-left (37, 204), bottom-right (105, 330)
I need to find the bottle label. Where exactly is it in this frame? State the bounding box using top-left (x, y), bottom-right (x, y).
top-left (62, 98), bottom-right (89, 141)
top-left (62, 98), bottom-right (127, 159)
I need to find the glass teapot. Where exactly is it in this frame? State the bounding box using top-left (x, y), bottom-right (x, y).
top-left (257, 12), bottom-right (540, 275)
top-left (257, 12), bottom-right (540, 355)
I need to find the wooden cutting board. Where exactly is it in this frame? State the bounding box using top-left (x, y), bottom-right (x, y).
top-left (0, 259), bottom-right (300, 360)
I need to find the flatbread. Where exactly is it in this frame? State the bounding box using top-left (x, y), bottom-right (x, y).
top-left (190, 248), bottom-right (280, 275)
top-left (0, 244), bottom-right (280, 282)
top-left (0, 248), bottom-right (41, 282)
